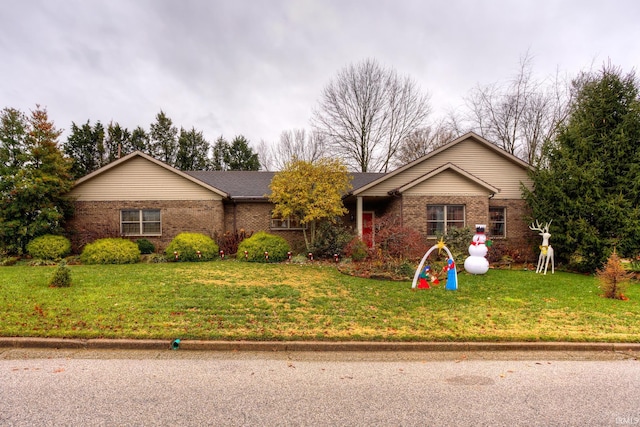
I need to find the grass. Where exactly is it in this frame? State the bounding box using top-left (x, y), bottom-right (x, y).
top-left (0, 260), bottom-right (639, 342)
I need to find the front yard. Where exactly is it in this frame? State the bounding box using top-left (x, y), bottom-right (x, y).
top-left (0, 261), bottom-right (638, 342)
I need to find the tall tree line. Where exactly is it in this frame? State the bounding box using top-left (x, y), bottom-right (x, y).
top-left (62, 110), bottom-right (260, 179)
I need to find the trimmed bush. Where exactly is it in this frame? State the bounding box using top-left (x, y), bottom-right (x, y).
top-left (237, 231), bottom-right (290, 263)
top-left (26, 235), bottom-right (71, 260)
top-left (164, 232), bottom-right (219, 262)
top-left (80, 238), bottom-right (141, 264)
top-left (49, 261), bottom-right (72, 287)
top-left (136, 238), bottom-right (156, 255)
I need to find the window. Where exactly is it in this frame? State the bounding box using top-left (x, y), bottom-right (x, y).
top-left (427, 205), bottom-right (464, 236)
top-left (270, 216), bottom-right (306, 230)
top-left (489, 207), bottom-right (506, 237)
top-left (121, 209), bottom-right (161, 236)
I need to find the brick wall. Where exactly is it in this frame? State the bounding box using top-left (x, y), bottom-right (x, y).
top-left (489, 198), bottom-right (536, 261)
top-left (224, 201), bottom-right (307, 253)
top-left (399, 195), bottom-right (536, 260)
top-left (402, 195), bottom-right (489, 236)
top-left (66, 200), bottom-right (224, 253)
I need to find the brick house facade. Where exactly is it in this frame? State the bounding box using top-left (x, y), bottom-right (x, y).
top-left (65, 133), bottom-right (536, 258)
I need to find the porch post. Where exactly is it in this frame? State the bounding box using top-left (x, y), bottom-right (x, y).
top-left (356, 196), bottom-right (363, 239)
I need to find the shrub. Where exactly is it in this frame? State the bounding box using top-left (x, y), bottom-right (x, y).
top-left (26, 235), bottom-right (71, 260)
top-left (49, 261), bottom-right (72, 287)
top-left (136, 238), bottom-right (156, 255)
top-left (596, 249), bottom-right (630, 300)
top-left (80, 238), bottom-right (141, 264)
top-left (1, 256), bottom-right (19, 266)
top-left (237, 231), bottom-right (290, 262)
top-left (215, 229), bottom-right (252, 256)
top-left (143, 253), bottom-right (168, 263)
top-left (165, 232), bottom-right (219, 262)
top-left (438, 226), bottom-right (474, 263)
top-left (375, 214), bottom-right (428, 260)
top-left (344, 237), bottom-right (369, 262)
top-left (309, 220), bottom-right (354, 258)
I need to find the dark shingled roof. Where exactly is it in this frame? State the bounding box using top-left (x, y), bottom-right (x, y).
top-left (185, 171), bottom-right (385, 199)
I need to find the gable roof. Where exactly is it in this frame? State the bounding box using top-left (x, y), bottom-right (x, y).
top-left (352, 132), bottom-right (532, 196)
top-left (72, 151), bottom-right (229, 198)
top-left (394, 162), bottom-right (500, 195)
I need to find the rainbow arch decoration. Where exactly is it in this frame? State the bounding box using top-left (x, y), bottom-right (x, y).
top-left (411, 239), bottom-right (458, 291)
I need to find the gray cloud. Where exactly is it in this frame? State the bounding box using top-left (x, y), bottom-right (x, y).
top-left (2, 0), bottom-right (639, 147)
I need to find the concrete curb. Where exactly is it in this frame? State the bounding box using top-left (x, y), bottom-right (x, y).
top-left (1, 337), bottom-right (639, 353)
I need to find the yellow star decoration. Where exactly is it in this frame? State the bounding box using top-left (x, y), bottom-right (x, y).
top-left (436, 236), bottom-right (446, 255)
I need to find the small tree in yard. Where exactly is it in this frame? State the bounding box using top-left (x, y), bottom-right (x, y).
top-left (596, 249), bottom-right (631, 300)
top-left (269, 158), bottom-right (352, 252)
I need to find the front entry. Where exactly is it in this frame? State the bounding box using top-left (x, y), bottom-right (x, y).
top-left (362, 212), bottom-right (374, 247)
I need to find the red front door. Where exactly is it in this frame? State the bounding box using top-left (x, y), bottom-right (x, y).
top-left (362, 212), bottom-right (374, 247)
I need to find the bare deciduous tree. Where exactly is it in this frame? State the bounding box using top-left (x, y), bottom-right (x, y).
top-left (312, 58), bottom-right (431, 172)
top-left (257, 129), bottom-right (327, 171)
top-left (393, 119), bottom-right (456, 168)
top-left (464, 52), bottom-right (572, 166)
top-left (273, 129), bottom-right (326, 170)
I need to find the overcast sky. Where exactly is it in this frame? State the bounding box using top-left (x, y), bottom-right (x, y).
top-left (2, 0), bottom-right (639, 148)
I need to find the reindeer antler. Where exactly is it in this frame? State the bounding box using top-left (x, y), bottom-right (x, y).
top-left (529, 220), bottom-right (552, 232)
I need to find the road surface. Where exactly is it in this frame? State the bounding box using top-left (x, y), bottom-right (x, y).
top-left (1, 348), bottom-right (638, 426)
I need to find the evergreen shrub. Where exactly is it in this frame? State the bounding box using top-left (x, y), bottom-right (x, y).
top-left (237, 231), bottom-right (290, 262)
top-left (80, 238), bottom-right (141, 264)
top-left (164, 232), bottom-right (218, 262)
top-left (136, 238), bottom-right (156, 254)
top-left (26, 235), bottom-right (71, 260)
top-left (49, 261), bottom-right (72, 287)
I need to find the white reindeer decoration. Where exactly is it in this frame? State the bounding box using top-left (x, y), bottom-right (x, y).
top-left (529, 220), bottom-right (554, 275)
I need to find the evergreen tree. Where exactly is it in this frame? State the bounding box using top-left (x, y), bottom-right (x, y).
top-left (225, 135), bottom-right (260, 171)
top-left (211, 136), bottom-right (229, 171)
top-left (149, 110), bottom-right (178, 165)
top-left (0, 107), bottom-right (28, 176)
top-left (64, 120), bottom-right (105, 179)
top-left (175, 127), bottom-right (210, 170)
top-left (104, 122), bottom-right (131, 162)
top-left (130, 126), bottom-right (150, 154)
top-left (524, 64), bottom-right (640, 272)
top-left (0, 106), bottom-right (73, 254)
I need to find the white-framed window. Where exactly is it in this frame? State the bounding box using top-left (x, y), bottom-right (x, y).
top-left (489, 206), bottom-right (506, 237)
top-left (270, 216), bottom-right (307, 230)
top-left (121, 209), bottom-right (161, 236)
top-left (426, 205), bottom-right (465, 236)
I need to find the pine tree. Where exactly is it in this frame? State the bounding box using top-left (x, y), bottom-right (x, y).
top-left (130, 126), bottom-right (150, 154)
top-left (211, 136), bottom-right (228, 171)
top-left (104, 122), bottom-right (131, 162)
top-left (64, 120), bottom-right (105, 179)
top-left (149, 110), bottom-right (178, 165)
top-left (175, 127), bottom-right (210, 170)
top-left (210, 135), bottom-right (260, 171)
top-left (524, 64), bottom-right (640, 272)
top-left (225, 135), bottom-right (260, 171)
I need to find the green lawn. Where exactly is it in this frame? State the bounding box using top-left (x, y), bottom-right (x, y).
top-left (0, 261), bottom-right (638, 342)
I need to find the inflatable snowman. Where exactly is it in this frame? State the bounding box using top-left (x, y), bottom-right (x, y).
top-left (464, 226), bottom-right (489, 274)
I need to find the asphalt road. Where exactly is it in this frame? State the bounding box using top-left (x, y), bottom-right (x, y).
top-left (1, 349), bottom-right (639, 426)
